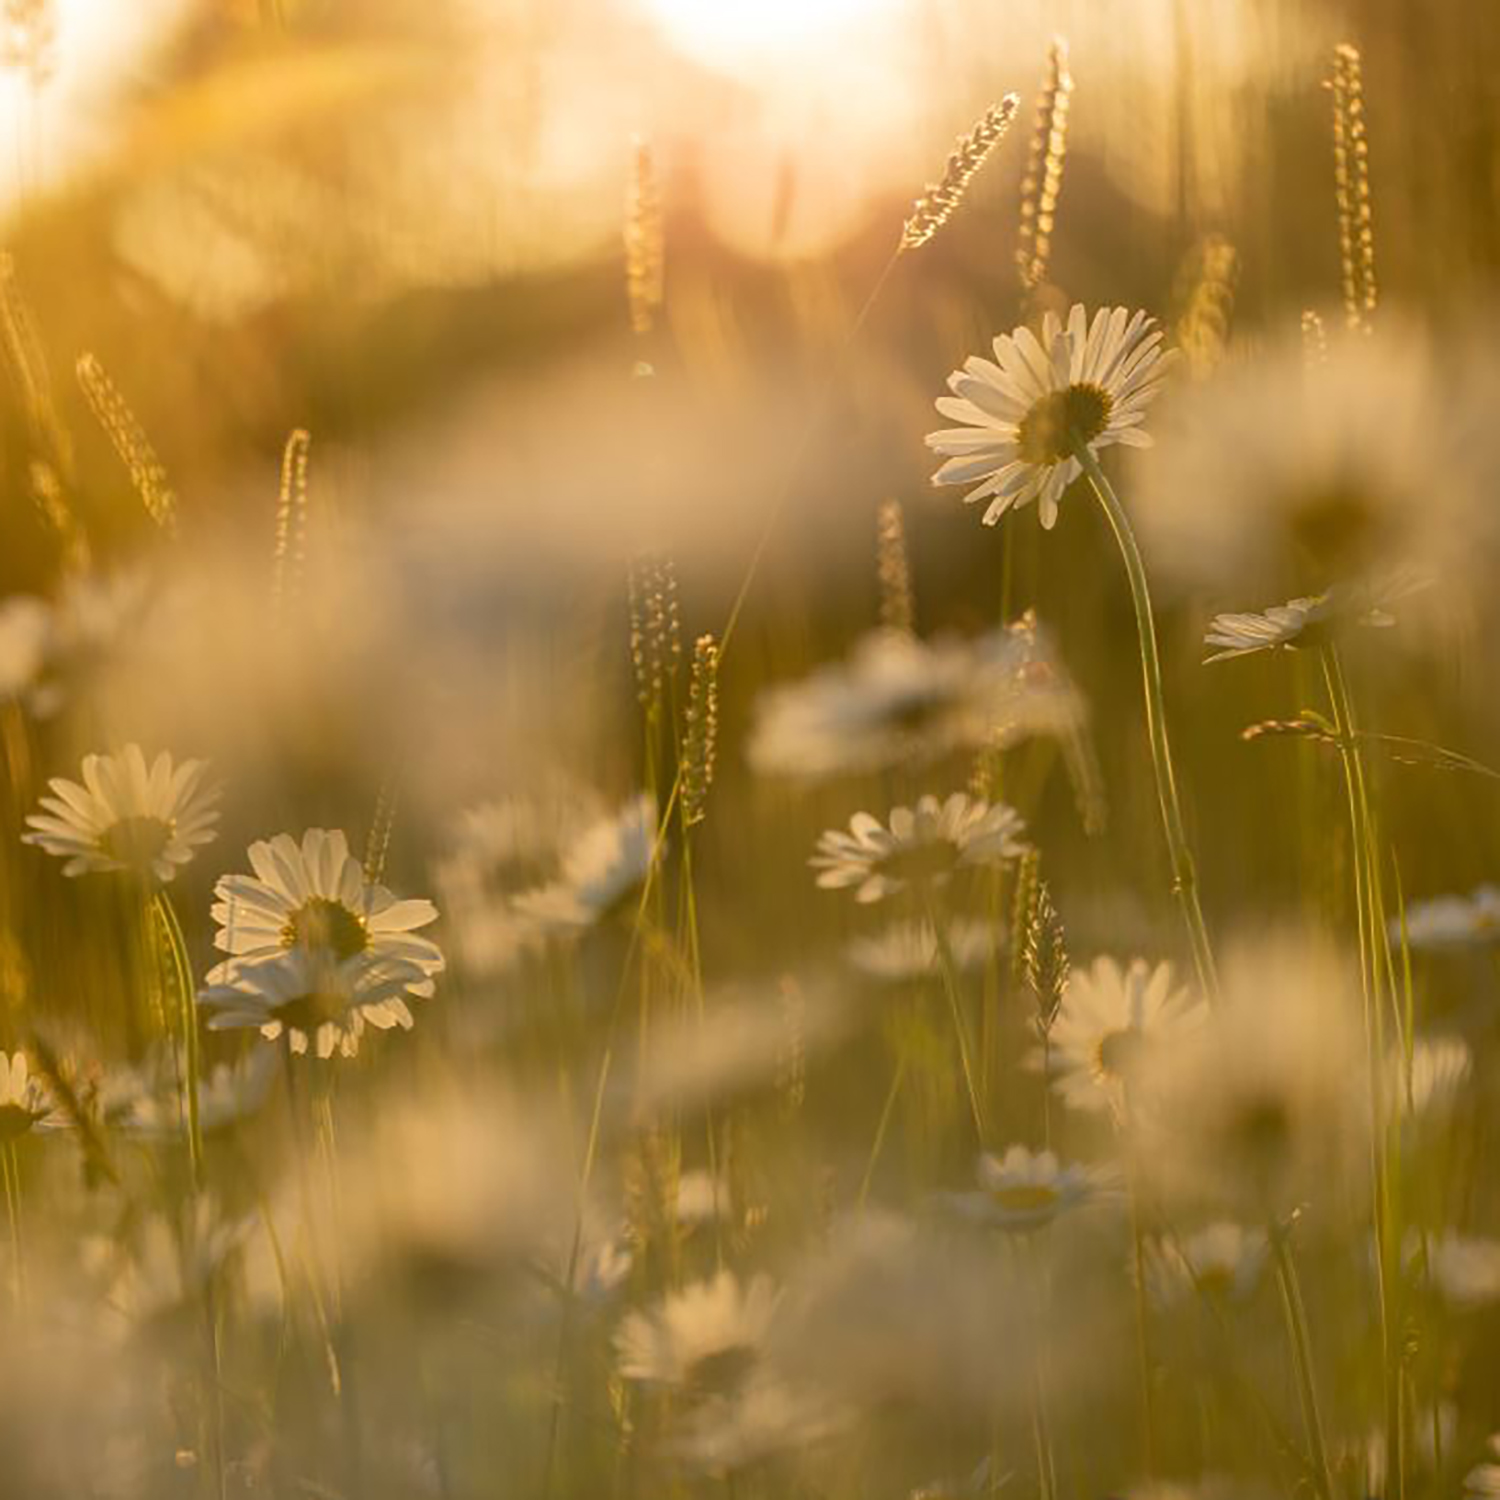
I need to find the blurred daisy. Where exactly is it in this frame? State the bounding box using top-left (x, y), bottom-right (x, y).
top-left (433, 785), bottom-right (605, 974)
top-left (1417, 1233), bottom-right (1500, 1309)
top-left (109, 1048), bottom-right (275, 1135)
top-left (1203, 587), bottom-right (1396, 663)
top-left (89, 1198), bottom-right (254, 1336)
top-left (1401, 1035), bottom-right (1471, 1114)
top-left (1149, 1222), bottom-right (1267, 1308)
top-left (1350, 1404), bottom-right (1455, 1499)
top-left (776, 1210), bottom-right (1051, 1425)
top-left (0, 595), bottom-right (49, 701)
top-left (625, 980), bottom-right (846, 1120)
top-left (1136, 934), bottom-right (1368, 1217)
top-left (199, 947), bottom-right (429, 1059)
top-left (0, 1051), bottom-right (66, 1140)
top-left (22, 745), bottom-right (219, 883)
top-left (911, 1458), bottom-right (1005, 1500)
top-left (27, 566), bottom-right (156, 719)
top-left (1466, 1436), bottom-right (1500, 1500)
top-left (926, 305), bottom-right (1173, 529)
top-left (574, 1233), bottom-right (634, 1301)
top-left (950, 1145), bottom-right (1108, 1232)
top-left (811, 793), bottom-right (1027, 904)
top-left (331, 1081), bottom-right (572, 1302)
top-left (512, 792), bottom-right (657, 934)
top-left (1039, 956), bottom-right (1203, 1120)
top-left (1140, 325), bottom-right (1497, 599)
top-left (207, 828), bottom-right (443, 1011)
top-left (847, 917), bottom-right (998, 983)
top-left (749, 623), bottom-right (1084, 779)
top-left (675, 1169), bottom-right (733, 1228)
top-left (616, 1270), bottom-right (780, 1395)
top-left (1394, 886), bottom-right (1500, 951)
top-left (669, 1372), bottom-right (849, 1475)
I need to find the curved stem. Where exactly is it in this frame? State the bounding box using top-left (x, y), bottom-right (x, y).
top-left (1071, 441), bottom-right (1218, 1003)
top-left (857, 1049), bottom-right (909, 1212)
top-left (1322, 646), bottom-right (1403, 1500)
top-left (926, 895), bottom-right (986, 1145)
top-left (154, 889), bottom-right (203, 1188)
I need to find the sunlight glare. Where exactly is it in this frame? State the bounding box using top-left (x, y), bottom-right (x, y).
top-left (638, 0), bottom-right (902, 71)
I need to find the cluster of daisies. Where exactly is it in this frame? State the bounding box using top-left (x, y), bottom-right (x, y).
top-left (21, 744), bottom-right (443, 1060)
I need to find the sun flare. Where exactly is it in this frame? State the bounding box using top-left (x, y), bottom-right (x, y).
top-left (638, 0), bottom-right (901, 68)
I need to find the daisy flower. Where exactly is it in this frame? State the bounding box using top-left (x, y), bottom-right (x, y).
top-left (950, 1145), bottom-right (1108, 1232)
top-left (1402, 1035), bottom-right (1471, 1114)
top-left (88, 1198), bottom-right (255, 1334)
top-left (847, 917), bottom-right (998, 983)
top-left (25, 565), bottom-right (156, 719)
top-left (1148, 1222), bottom-right (1267, 1308)
top-left (106, 1047), bottom-right (275, 1135)
top-left (1139, 323), bottom-right (1497, 599)
top-left (1467, 1437), bottom-right (1500, 1500)
top-left (511, 792), bottom-right (657, 934)
top-left (926, 305), bottom-right (1173, 529)
top-left (748, 622), bottom-right (1084, 780)
top-left (1417, 1232), bottom-right (1500, 1309)
top-left (199, 947), bottom-right (429, 1058)
top-left (616, 1269), bottom-right (780, 1395)
top-left (1038, 956), bottom-right (1203, 1119)
top-left (329, 1081), bottom-right (572, 1300)
top-left (811, 793), bottom-right (1027, 904)
top-left (669, 1372), bottom-right (849, 1476)
top-left (433, 784), bottom-right (606, 974)
top-left (207, 827), bottom-right (443, 1018)
top-left (1135, 934), bottom-right (1368, 1217)
top-left (675, 1169), bottom-right (734, 1228)
top-left (22, 745), bottom-right (220, 883)
top-left (0, 595), bottom-right (49, 701)
top-left (0, 1050), bottom-right (66, 1140)
top-left (1203, 587), bottom-right (1397, 663)
top-left (1393, 886), bottom-right (1500, 951)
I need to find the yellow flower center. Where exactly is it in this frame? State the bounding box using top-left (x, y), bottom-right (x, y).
top-left (281, 897), bottom-right (369, 962)
top-left (988, 1182), bottom-right (1060, 1214)
top-left (101, 815), bottom-right (174, 869)
top-left (685, 1343), bottom-right (758, 1396)
top-left (1017, 383), bottom-right (1112, 466)
top-left (1194, 1264), bottom-right (1236, 1300)
top-left (875, 838), bottom-right (962, 886)
top-left (0, 1101), bottom-right (40, 1142)
top-left (1093, 1027), bottom-right (1145, 1083)
top-left (271, 986), bottom-right (353, 1036)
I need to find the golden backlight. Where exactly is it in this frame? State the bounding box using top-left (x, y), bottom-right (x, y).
top-left (638, 0), bottom-right (902, 71)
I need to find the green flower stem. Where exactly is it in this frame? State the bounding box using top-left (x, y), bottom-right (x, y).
top-left (857, 1047), bottom-right (909, 1213)
top-left (153, 888), bottom-right (203, 1188)
top-left (1072, 440), bottom-right (1219, 1003)
top-left (3, 1140), bottom-right (24, 1310)
top-left (1020, 1238), bottom-right (1060, 1500)
top-left (1269, 1220), bottom-right (1336, 1500)
top-left (281, 1044), bottom-right (343, 1397)
top-left (1124, 1124), bottom-right (1159, 1480)
top-left (1322, 644), bottom-right (1404, 1500)
top-left (926, 893), bottom-right (987, 1145)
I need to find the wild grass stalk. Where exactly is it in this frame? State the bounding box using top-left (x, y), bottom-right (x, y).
top-left (153, 888), bottom-right (203, 1187)
top-left (1268, 1220), bottom-right (1336, 1500)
